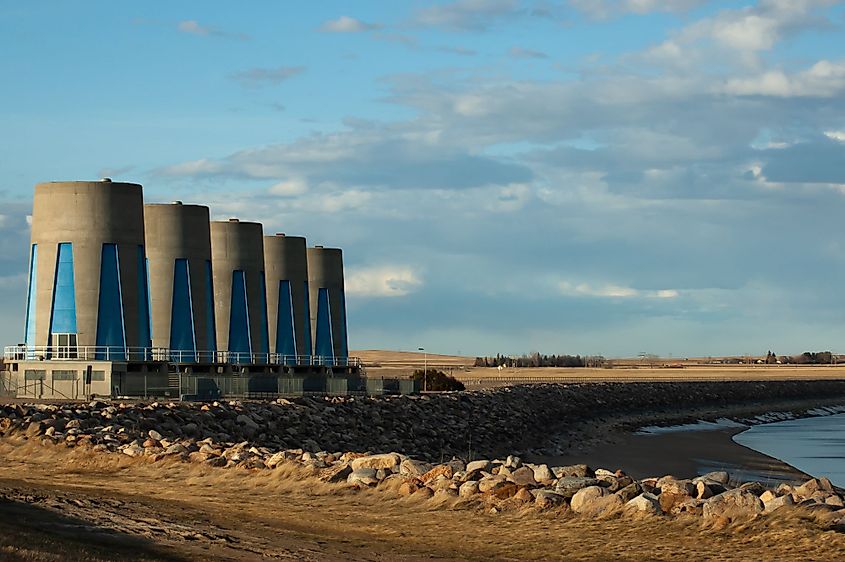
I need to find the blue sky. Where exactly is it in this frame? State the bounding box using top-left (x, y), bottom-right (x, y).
top-left (2, 1), bottom-right (845, 357)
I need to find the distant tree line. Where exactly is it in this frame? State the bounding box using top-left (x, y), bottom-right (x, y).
top-left (720, 351), bottom-right (840, 365)
top-left (473, 353), bottom-right (604, 368)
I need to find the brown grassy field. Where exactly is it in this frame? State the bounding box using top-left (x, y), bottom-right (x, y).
top-left (1, 437), bottom-right (844, 561)
top-left (353, 350), bottom-right (845, 386)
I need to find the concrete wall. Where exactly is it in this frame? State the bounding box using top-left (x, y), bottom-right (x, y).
top-left (306, 246), bottom-right (348, 359)
top-left (11, 360), bottom-right (115, 399)
top-left (145, 203), bottom-right (214, 356)
top-left (263, 234), bottom-right (310, 356)
top-left (210, 219), bottom-right (268, 358)
top-left (30, 180), bottom-right (147, 351)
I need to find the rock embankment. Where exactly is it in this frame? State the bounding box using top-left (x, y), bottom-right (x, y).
top-left (3, 380), bottom-right (845, 460)
top-left (3, 382), bottom-right (845, 530)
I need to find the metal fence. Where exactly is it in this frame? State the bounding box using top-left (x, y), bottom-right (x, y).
top-left (4, 345), bottom-right (361, 368)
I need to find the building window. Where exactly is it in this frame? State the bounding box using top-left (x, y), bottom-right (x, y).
top-left (52, 370), bottom-right (77, 381)
top-left (52, 332), bottom-right (78, 359)
top-left (24, 369), bottom-right (46, 381)
top-left (89, 370), bottom-right (106, 382)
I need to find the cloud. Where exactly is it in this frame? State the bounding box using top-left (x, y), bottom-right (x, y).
top-left (642, 0), bottom-right (837, 70)
top-left (570, 0), bottom-right (707, 18)
top-left (721, 60), bottom-right (845, 97)
top-left (319, 16), bottom-right (382, 33)
top-left (559, 281), bottom-right (680, 299)
top-left (268, 178), bottom-right (308, 197)
top-left (230, 66), bottom-right (305, 88)
top-left (509, 46), bottom-right (548, 59)
top-left (157, 124), bottom-right (533, 190)
top-left (413, 0), bottom-right (523, 31)
top-left (346, 266), bottom-right (423, 297)
top-left (177, 20), bottom-right (250, 40)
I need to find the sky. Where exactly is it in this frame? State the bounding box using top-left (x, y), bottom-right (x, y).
top-left (2, 1), bottom-right (845, 358)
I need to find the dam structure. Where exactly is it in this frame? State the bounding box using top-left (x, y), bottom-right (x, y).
top-left (4, 179), bottom-right (365, 400)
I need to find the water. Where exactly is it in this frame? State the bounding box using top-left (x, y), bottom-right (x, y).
top-left (733, 412), bottom-right (845, 487)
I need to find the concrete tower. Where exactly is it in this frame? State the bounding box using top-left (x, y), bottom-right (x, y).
top-left (263, 234), bottom-right (312, 361)
top-left (25, 180), bottom-right (151, 360)
top-left (144, 202), bottom-right (215, 362)
top-left (306, 246), bottom-right (348, 362)
top-left (210, 219), bottom-right (269, 362)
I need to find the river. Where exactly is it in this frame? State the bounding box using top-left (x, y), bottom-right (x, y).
top-left (733, 412), bottom-right (845, 487)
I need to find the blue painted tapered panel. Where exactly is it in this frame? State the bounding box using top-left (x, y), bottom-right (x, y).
top-left (24, 244), bottom-right (37, 348)
top-left (258, 272), bottom-right (269, 356)
top-left (95, 244), bottom-right (126, 360)
top-left (315, 287), bottom-right (333, 359)
top-left (228, 270), bottom-right (251, 359)
top-left (170, 258), bottom-right (196, 362)
top-left (276, 280), bottom-right (296, 359)
top-left (337, 290), bottom-right (348, 359)
top-left (137, 246), bottom-right (152, 353)
top-left (302, 281), bottom-right (312, 357)
top-left (205, 260), bottom-right (216, 354)
top-left (49, 243), bottom-right (77, 335)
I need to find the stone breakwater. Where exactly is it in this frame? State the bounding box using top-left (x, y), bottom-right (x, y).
top-left (3, 381), bottom-right (845, 528)
top-left (4, 380), bottom-right (845, 461)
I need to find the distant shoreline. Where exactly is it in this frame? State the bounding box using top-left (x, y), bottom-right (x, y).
top-left (530, 401), bottom-right (845, 485)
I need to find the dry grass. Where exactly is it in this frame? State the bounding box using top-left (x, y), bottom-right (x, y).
top-left (354, 349), bottom-right (845, 385)
top-left (1, 438), bottom-right (844, 561)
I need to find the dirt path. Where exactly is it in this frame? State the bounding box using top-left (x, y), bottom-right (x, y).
top-left (1, 438), bottom-right (844, 561)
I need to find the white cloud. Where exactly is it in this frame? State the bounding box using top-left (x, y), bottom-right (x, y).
top-left (346, 266), bottom-right (423, 297)
top-left (177, 20), bottom-right (249, 40)
top-left (268, 178), bottom-right (308, 197)
top-left (559, 281), bottom-right (680, 299)
top-left (319, 16), bottom-right (382, 33)
top-left (825, 131), bottom-right (845, 142)
top-left (722, 60), bottom-right (845, 97)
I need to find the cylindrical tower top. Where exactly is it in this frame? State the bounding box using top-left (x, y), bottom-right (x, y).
top-left (264, 235), bottom-right (310, 356)
top-left (306, 246), bottom-right (347, 360)
top-left (28, 180), bottom-right (148, 358)
top-left (145, 203), bottom-right (214, 358)
top-left (210, 219), bottom-right (268, 358)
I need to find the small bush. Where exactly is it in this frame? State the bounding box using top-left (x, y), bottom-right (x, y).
top-left (412, 369), bottom-right (465, 392)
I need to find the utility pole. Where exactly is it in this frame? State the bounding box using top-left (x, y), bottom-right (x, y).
top-left (418, 347), bottom-right (427, 392)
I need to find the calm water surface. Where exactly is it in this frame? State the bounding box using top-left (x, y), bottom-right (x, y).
top-left (734, 413), bottom-right (845, 487)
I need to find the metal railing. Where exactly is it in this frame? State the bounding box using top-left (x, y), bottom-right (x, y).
top-left (4, 345), bottom-right (360, 367)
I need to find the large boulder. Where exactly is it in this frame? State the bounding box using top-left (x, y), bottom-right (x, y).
top-left (466, 459), bottom-right (492, 473)
top-left (703, 489), bottom-right (764, 521)
top-left (555, 477), bottom-right (603, 499)
top-left (761, 491), bottom-right (795, 513)
top-left (399, 458), bottom-right (432, 477)
top-left (553, 464), bottom-right (594, 478)
top-left (421, 464), bottom-right (454, 483)
top-left (535, 490), bottom-right (567, 509)
top-left (478, 476), bottom-right (508, 493)
top-left (508, 466), bottom-right (538, 487)
top-left (320, 463), bottom-right (353, 483)
top-left (347, 468), bottom-right (380, 487)
top-left (351, 453), bottom-right (401, 472)
top-left (571, 486), bottom-right (607, 514)
top-left (532, 464), bottom-right (555, 484)
top-left (459, 481), bottom-right (480, 498)
top-left (695, 471), bottom-right (730, 486)
top-left (625, 493), bottom-right (661, 515)
top-left (573, 487), bottom-right (623, 516)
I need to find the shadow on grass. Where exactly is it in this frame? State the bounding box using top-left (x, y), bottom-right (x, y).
top-left (0, 498), bottom-right (190, 562)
